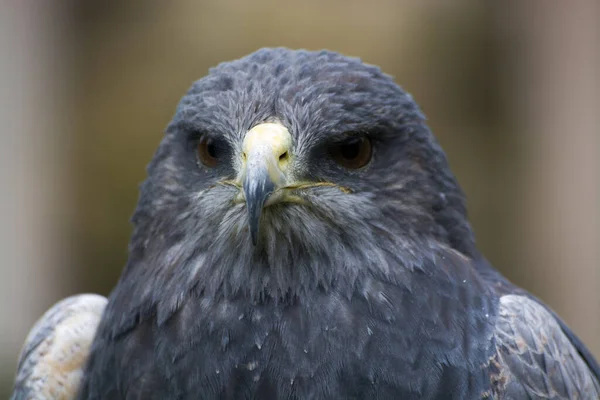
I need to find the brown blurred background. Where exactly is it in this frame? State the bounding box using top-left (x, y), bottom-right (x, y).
top-left (0, 1), bottom-right (598, 395)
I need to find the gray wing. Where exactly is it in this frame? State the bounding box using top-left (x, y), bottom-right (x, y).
top-left (493, 294), bottom-right (600, 399)
top-left (11, 294), bottom-right (107, 400)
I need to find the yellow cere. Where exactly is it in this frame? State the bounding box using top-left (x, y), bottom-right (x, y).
top-left (242, 123), bottom-right (292, 170)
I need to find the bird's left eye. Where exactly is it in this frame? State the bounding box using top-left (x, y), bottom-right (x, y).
top-left (197, 137), bottom-right (225, 167)
top-left (328, 137), bottom-right (373, 169)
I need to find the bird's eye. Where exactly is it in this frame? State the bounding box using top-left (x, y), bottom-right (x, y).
top-left (197, 137), bottom-right (222, 167)
top-left (328, 137), bottom-right (372, 169)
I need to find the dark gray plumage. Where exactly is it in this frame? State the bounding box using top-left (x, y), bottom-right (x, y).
top-left (77, 48), bottom-right (600, 399)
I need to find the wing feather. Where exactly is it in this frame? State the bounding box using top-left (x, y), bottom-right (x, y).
top-left (11, 294), bottom-right (107, 400)
top-left (493, 294), bottom-right (600, 399)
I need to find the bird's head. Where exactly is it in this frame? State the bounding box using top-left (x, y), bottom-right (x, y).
top-left (128, 48), bottom-right (475, 300)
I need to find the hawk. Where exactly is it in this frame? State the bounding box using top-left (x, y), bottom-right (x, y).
top-left (12, 48), bottom-right (600, 399)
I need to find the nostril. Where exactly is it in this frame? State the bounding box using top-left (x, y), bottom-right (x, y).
top-left (242, 152), bottom-right (247, 161)
top-left (279, 151), bottom-right (288, 161)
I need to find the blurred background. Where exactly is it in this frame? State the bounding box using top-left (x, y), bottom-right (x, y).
top-left (0, 0), bottom-right (598, 395)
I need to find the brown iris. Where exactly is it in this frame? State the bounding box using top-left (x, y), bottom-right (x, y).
top-left (329, 137), bottom-right (372, 169)
top-left (197, 137), bottom-right (220, 167)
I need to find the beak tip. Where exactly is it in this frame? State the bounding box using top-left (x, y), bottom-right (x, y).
top-left (249, 223), bottom-right (259, 246)
top-left (244, 171), bottom-right (275, 247)
top-left (246, 197), bottom-right (262, 246)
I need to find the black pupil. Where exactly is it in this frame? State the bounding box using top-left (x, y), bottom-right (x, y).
top-left (206, 140), bottom-right (218, 159)
top-left (339, 139), bottom-right (361, 160)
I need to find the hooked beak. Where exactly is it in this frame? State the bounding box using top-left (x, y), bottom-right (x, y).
top-left (240, 123), bottom-right (292, 245)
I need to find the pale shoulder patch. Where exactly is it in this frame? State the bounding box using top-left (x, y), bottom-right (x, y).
top-left (493, 294), bottom-right (600, 399)
top-left (11, 294), bottom-right (107, 400)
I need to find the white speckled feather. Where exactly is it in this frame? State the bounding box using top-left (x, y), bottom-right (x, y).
top-left (11, 294), bottom-right (107, 400)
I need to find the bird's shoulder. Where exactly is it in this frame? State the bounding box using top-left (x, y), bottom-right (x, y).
top-left (490, 293), bottom-right (600, 398)
top-left (11, 294), bottom-right (107, 400)
top-left (475, 264), bottom-right (600, 399)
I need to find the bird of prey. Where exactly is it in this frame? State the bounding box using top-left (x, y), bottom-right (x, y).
top-left (13, 48), bottom-right (600, 399)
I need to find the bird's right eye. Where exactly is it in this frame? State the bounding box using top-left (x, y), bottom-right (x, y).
top-left (197, 137), bottom-right (223, 167)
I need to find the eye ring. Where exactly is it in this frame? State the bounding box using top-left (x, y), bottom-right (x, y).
top-left (328, 136), bottom-right (373, 169)
top-left (197, 137), bottom-right (220, 167)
